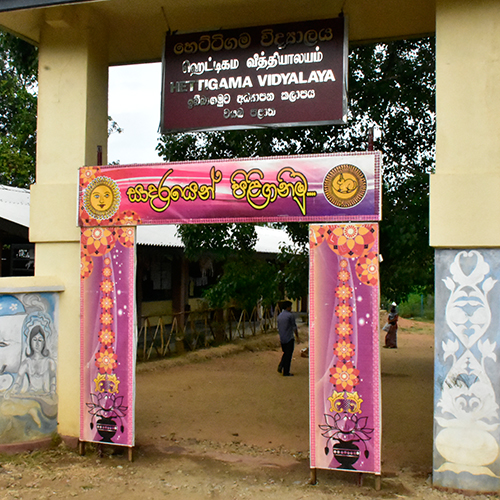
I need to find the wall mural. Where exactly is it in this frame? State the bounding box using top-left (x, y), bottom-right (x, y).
top-left (434, 249), bottom-right (500, 492)
top-left (0, 293), bottom-right (58, 444)
top-left (309, 223), bottom-right (381, 474)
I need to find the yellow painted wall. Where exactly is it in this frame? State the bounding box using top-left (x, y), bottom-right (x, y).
top-left (30, 5), bottom-right (109, 438)
top-left (430, 0), bottom-right (500, 247)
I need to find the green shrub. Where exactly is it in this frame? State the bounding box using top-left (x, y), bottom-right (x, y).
top-left (396, 293), bottom-right (434, 320)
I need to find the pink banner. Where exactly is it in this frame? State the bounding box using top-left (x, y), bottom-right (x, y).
top-left (78, 152), bottom-right (381, 226)
top-left (309, 224), bottom-right (381, 474)
top-left (80, 226), bottom-right (136, 447)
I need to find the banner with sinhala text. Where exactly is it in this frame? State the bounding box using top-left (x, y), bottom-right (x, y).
top-left (78, 152), bottom-right (381, 226)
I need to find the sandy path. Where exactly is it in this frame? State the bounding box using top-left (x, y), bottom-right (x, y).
top-left (0, 319), bottom-right (449, 500)
top-left (135, 321), bottom-right (435, 475)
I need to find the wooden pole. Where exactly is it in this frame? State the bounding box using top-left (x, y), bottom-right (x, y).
top-left (310, 468), bottom-right (317, 485)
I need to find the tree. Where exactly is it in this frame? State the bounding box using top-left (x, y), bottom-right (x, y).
top-left (157, 37), bottom-right (436, 304)
top-left (0, 30), bottom-right (38, 188)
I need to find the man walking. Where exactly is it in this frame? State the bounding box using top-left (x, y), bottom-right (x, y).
top-left (277, 301), bottom-right (299, 377)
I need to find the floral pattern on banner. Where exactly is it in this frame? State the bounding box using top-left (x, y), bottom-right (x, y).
top-left (81, 226), bottom-right (135, 444)
top-left (81, 227), bottom-right (117, 257)
top-left (311, 224), bottom-right (378, 473)
top-left (80, 213), bottom-right (140, 280)
top-left (80, 166), bottom-right (100, 188)
top-left (356, 252), bottom-right (379, 286)
top-left (310, 225), bottom-right (327, 247)
top-left (326, 224), bottom-right (376, 258)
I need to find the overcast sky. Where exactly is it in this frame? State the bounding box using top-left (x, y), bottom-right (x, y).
top-left (108, 62), bottom-right (163, 165)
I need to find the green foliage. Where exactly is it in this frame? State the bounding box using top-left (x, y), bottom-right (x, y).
top-left (107, 116), bottom-right (123, 137)
top-left (158, 37), bottom-right (436, 303)
top-left (177, 223), bottom-right (257, 261)
top-left (357, 39), bottom-right (436, 302)
top-left (203, 256), bottom-right (280, 311)
top-left (0, 30), bottom-right (38, 188)
top-left (277, 243), bottom-right (309, 301)
top-left (387, 292), bottom-right (434, 320)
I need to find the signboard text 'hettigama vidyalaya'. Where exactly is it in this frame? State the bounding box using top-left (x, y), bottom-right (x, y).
top-left (161, 17), bottom-right (347, 132)
top-left (78, 152), bottom-right (381, 226)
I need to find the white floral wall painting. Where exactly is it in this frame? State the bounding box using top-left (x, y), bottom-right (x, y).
top-left (434, 250), bottom-right (500, 491)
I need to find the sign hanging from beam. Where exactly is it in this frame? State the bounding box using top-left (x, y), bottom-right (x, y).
top-left (0, 0), bottom-right (94, 12)
top-left (78, 152), bottom-right (381, 226)
top-left (161, 17), bottom-right (348, 133)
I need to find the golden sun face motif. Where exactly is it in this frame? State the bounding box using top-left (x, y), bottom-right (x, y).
top-left (83, 177), bottom-right (120, 220)
top-left (90, 185), bottom-right (114, 213)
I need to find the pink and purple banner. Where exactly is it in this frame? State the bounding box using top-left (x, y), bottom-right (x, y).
top-left (80, 226), bottom-right (136, 447)
top-left (78, 152), bottom-right (381, 226)
top-left (309, 223), bottom-right (381, 474)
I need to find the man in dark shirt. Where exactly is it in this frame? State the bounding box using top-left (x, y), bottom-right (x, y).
top-left (277, 301), bottom-right (299, 377)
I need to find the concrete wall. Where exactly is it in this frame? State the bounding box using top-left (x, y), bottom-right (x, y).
top-left (30, 5), bottom-right (108, 438)
top-left (431, 0), bottom-right (500, 247)
top-left (431, 1), bottom-right (500, 492)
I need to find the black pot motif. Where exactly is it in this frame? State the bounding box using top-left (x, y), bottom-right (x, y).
top-left (96, 417), bottom-right (118, 443)
top-left (333, 440), bottom-right (360, 469)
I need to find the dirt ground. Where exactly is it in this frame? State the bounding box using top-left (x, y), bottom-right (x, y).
top-left (0, 317), bottom-right (497, 499)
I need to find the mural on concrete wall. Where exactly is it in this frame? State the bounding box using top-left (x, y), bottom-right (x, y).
top-left (309, 224), bottom-right (381, 474)
top-left (0, 293), bottom-right (58, 444)
top-left (435, 249), bottom-right (500, 492)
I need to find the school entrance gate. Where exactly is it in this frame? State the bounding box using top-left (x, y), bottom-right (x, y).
top-left (78, 152), bottom-right (382, 477)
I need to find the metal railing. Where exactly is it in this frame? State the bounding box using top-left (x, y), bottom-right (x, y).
top-left (137, 305), bottom-right (280, 361)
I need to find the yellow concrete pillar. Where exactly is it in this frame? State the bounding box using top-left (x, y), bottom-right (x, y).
top-left (431, 0), bottom-right (500, 247)
top-left (432, 2), bottom-right (500, 492)
top-left (30, 5), bottom-right (109, 438)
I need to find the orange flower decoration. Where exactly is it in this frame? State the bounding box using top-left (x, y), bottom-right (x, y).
top-left (95, 347), bottom-right (117, 374)
top-left (100, 297), bottom-right (114, 310)
top-left (330, 361), bottom-right (360, 391)
top-left (338, 270), bottom-right (350, 282)
top-left (81, 254), bottom-right (94, 279)
top-left (335, 285), bottom-right (353, 300)
top-left (117, 226), bottom-right (135, 247)
top-left (335, 321), bottom-right (353, 338)
top-left (335, 303), bottom-right (353, 320)
top-left (326, 224), bottom-right (376, 258)
top-left (113, 210), bottom-right (141, 226)
top-left (81, 227), bottom-right (117, 257)
top-left (102, 266), bottom-right (112, 278)
top-left (100, 280), bottom-right (114, 294)
top-left (98, 328), bottom-right (115, 346)
top-left (356, 252), bottom-right (379, 286)
top-left (80, 167), bottom-right (100, 188)
top-left (100, 311), bottom-right (113, 326)
top-left (309, 225), bottom-right (326, 248)
top-left (334, 340), bottom-right (355, 360)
